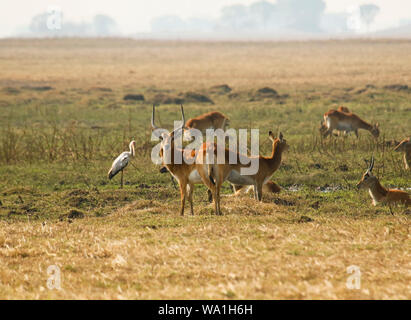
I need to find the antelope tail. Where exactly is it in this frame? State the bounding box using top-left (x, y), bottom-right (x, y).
top-left (208, 165), bottom-right (215, 185)
top-left (205, 144), bottom-right (216, 186)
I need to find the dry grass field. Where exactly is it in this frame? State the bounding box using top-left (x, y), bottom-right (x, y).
top-left (0, 38), bottom-right (410, 299)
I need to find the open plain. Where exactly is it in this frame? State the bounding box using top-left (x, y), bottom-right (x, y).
top-left (0, 39), bottom-right (410, 299)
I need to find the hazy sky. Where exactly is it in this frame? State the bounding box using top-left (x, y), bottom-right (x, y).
top-left (1, 0), bottom-right (410, 37)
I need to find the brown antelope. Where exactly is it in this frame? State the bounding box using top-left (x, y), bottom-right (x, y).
top-left (394, 137), bottom-right (411, 170)
top-left (184, 111), bottom-right (229, 140)
top-left (357, 157), bottom-right (410, 214)
top-left (197, 132), bottom-right (288, 214)
top-left (151, 105), bottom-right (214, 216)
top-left (160, 110), bottom-right (229, 185)
top-left (320, 107), bottom-right (379, 138)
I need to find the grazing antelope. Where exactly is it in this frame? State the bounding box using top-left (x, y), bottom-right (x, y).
top-left (151, 105), bottom-right (214, 216)
top-left (183, 111), bottom-right (229, 140)
top-left (394, 137), bottom-right (411, 170)
top-left (320, 108), bottom-right (379, 138)
top-left (108, 140), bottom-right (136, 188)
top-left (357, 157), bottom-right (410, 214)
top-left (197, 131), bottom-right (288, 214)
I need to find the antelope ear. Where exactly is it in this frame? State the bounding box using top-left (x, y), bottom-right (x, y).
top-left (268, 131), bottom-right (275, 140)
top-left (375, 123), bottom-right (379, 128)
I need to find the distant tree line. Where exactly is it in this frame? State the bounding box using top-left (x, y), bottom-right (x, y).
top-left (151, 0), bottom-right (381, 35)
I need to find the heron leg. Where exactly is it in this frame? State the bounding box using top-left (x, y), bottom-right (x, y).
top-left (120, 170), bottom-right (124, 189)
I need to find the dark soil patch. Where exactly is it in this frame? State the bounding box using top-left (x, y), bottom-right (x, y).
top-left (228, 92), bottom-right (240, 99)
top-left (298, 215), bottom-right (314, 223)
top-left (355, 88), bottom-right (367, 94)
top-left (310, 201), bottom-right (320, 210)
top-left (209, 84), bottom-right (232, 94)
top-left (250, 87), bottom-right (289, 101)
top-left (338, 164), bottom-right (349, 172)
top-left (3, 87), bottom-right (20, 94)
top-left (311, 163), bottom-right (323, 169)
top-left (21, 86), bottom-right (53, 91)
top-left (91, 87), bottom-right (112, 92)
top-left (67, 209), bottom-right (85, 219)
top-left (152, 93), bottom-right (184, 105)
top-left (182, 92), bottom-right (214, 104)
top-left (152, 92), bottom-right (214, 104)
top-left (383, 84), bottom-right (410, 92)
top-left (123, 94), bottom-right (145, 101)
top-left (274, 198), bottom-right (295, 206)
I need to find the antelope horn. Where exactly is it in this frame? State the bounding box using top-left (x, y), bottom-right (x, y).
top-left (151, 104), bottom-right (158, 130)
top-left (180, 104), bottom-right (185, 130)
top-left (369, 156), bottom-right (374, 172)
top-left (279, 132), bottom-right (283, 142)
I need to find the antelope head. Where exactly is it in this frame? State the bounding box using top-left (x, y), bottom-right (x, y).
top-left (357, 156), bottom-right (378, 189)
top-left (370, 123), bottom-right (380, 138)
top-left (269, 131), bottom-right (288, 152)
top-left (319, 120), bottom-right (327, 134)
top-left (394, 138), bottom-right (411, 152)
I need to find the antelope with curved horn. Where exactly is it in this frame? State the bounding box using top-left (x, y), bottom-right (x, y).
top-left (151, 105), bottom-right (216, 215)
top-left (356, 156), bottom-right (410, 214)
top-left (197, 131), bottom-right (288, 214)
top-left (320, 107), bottom-right (379, 138)
top-left (159, 110), bottom-right (229, 193)
top-left (394, 137), bottom-right (411, 170)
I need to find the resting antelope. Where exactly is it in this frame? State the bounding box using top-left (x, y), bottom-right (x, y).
top-left (232, 181), bottom-right (281, 196)
top-left (394, 137), bottom-right (411, 170)
top-left (151, 105), bottom-right (214, 215)
top-left (357, 157), bottom-right (410, 214)
top-left (197, 131), bottom-right (288, 214)
top-left (320, 107), bottom-right (379, 138)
